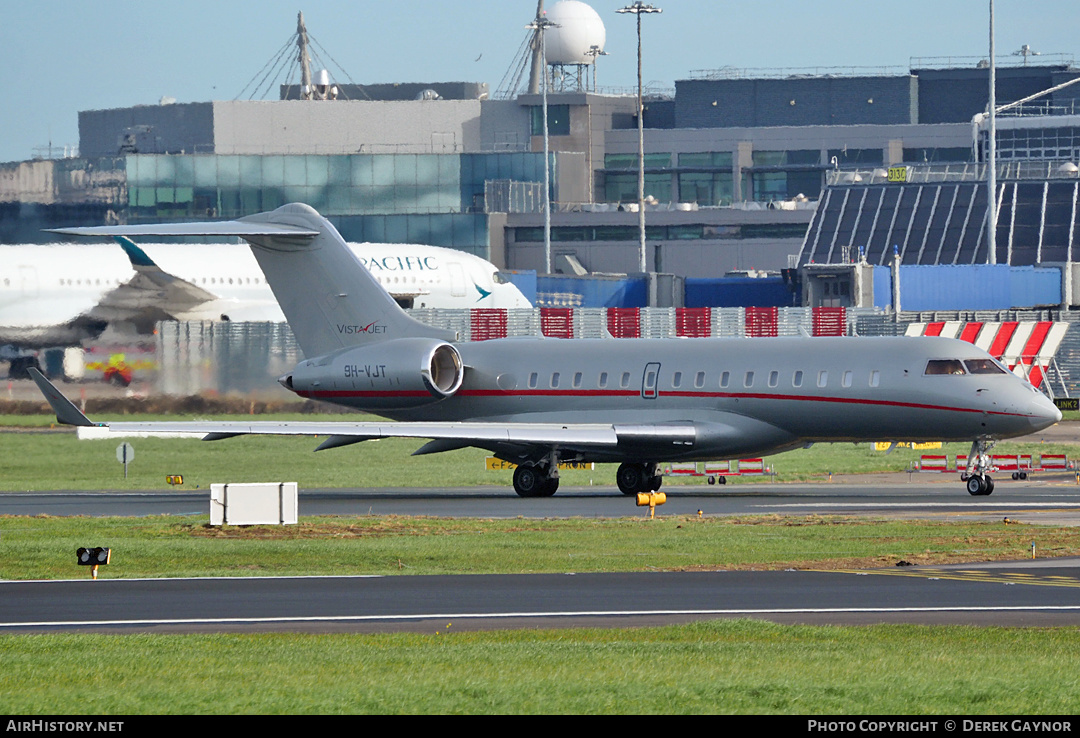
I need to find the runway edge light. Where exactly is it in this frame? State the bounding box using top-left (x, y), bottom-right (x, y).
top-left (636, 492), bottom-right (666, 518)
top-left (76, 547), bottom-right (111, 579)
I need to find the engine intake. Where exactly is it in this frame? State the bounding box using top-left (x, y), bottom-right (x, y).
top-left (282, 338), bottom-right (464, 410)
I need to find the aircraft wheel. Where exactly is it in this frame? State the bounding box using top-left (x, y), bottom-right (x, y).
top-left (650, 474), bottom-right (663, 491)
top-left (984, 477), bottom-right (995, 495)
top-left (718, 475), bottom-right (727, 485)
top-left (513, 464), bottom-right (544, 497)
top-left (616, 463), bottom-right (646, 496)
top-left (966, 476), bottom-right (986, 496)
top-left (538, 476), bottom-right (559, 497)
top-left (707, 476), bottom-right (716, 485)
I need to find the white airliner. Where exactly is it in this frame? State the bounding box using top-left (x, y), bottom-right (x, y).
top-left (32, 203), bottom-right (1061, 498)
top-left (0, 237), bottom-right (530, 347)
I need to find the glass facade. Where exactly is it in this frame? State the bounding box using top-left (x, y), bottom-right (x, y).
top-left (992, 126), bottom-right (1080, 161)
top-left (677, 172), bottom-right (734, 206)
top-left (602, 172), bottom-right (673, 203)
top-left (903, 147), bottom-right (972, 164)
top-left (127, 152), bottom-right (547, 219)
top-left (828, 148), bottom-right (883, 166)
top-left (530, 105), bottom-right (571, 136)
top-left (122, 152), bottom-right (548, 256)
top-left (513, 222), bottom-right (808, 243)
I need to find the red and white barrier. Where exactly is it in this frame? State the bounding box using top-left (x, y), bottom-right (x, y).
top-left (905, 320), bottom-right (1068, 388)
top-left (662, 459), bottom-right (773, 483)
top-left (916, 453), bottom-right (1067, 475)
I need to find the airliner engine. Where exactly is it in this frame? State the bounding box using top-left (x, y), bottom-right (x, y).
top-left (280, 337), bottom-right (464, 409)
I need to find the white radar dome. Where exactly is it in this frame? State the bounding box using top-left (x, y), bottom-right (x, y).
top-left (544, 0), bottom-right (606, 66)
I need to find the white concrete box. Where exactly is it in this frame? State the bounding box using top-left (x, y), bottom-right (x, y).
top-left (210, 482), bottom-right (298, 526)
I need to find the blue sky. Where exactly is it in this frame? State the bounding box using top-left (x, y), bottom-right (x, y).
top-left (1, 1), bottom-right (1077, 163)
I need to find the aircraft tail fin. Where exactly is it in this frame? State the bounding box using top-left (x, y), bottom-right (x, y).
top-left (51, 204), bottom-right (456, 358)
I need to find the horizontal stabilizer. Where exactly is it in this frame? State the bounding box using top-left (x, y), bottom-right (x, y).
top-left (48, 222), bottom-right (319, 239)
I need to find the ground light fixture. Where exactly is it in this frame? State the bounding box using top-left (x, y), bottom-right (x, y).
top-left (77, 547), bottom-right (111, 579)
top-left (636, 491), bottom-right (666, 518)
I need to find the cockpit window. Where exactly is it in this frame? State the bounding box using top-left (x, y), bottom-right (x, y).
top-left (925, 359), bottom-right (966, 375)
top-left (964, 358), bottom-right (1008, 375)
top-left (493, 272), bottom-right (508, 284)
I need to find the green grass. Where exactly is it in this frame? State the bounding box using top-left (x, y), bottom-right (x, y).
top-left (3, 514), bottom-right (1080, 580)
top-left (2, 622), bottom-right (1079, 714)
top-left (0, 414), bottom-right (1074, 491)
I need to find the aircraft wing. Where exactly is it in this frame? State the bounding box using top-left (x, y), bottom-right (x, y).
top-left (29, 368), bottom-right (696, 456)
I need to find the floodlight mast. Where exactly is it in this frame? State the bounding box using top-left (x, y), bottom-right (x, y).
top-left (988, 0), bottom-right (997, 265)
top-left (527, 11), bottom-right (559, 274)
top-left (617, 2), bottom-right (662, 273)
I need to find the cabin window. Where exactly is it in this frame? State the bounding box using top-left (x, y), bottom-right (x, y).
top-left (965, 359), bottom-right (1007, 375)
top-left (768, 370), bottom-right (779, 388)
top-left (817, 370), bottom-right (828, 388)
top-left (870, 370), bottom-right (880, 387)
top-left (620, 372), bottom-right (631, 388)
top-left (573, 372), bottom-right (582, 388)
top-left (842, 370), bottom-right (853, 388)
top-left (551, 372), bottom-right (561, 388)
top-left (720, 371), bottom-right (730, 388)
top-left (695, 371), bottom-right (705, 388)
top-left (599, 372), bottom-right (609, 388)
top-left (528, 372), bottom-right (538, 389)
top-left (744, 371), bottom-right (755, 388)
top-left (793, 370), bottom-right (804, 387)
top-left (925, 359), bottom-right (966, 376)
top-left (672, 371), bottom-right (682, 388)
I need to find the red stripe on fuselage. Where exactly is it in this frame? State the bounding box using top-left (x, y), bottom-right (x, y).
top-left (296, 387), bottom-right (1032, 418)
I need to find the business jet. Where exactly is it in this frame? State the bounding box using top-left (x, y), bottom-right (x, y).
top-left (0, 236), bottom-right (530, 347)
top-left (32, 203), bottom-right (1061, 498)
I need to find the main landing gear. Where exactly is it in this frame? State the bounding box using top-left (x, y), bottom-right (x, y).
top-left (512, 463), bottom-right (559, 497)
top-left (510, 460), bottom-right (662, 497)
top-left (616, 462), bottom-right (662, 496)
top-left (962, 438), bottom-right (997, 496)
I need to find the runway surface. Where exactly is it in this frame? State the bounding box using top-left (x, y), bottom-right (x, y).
top-left (5, 476), bottom-right (1080, 525)
top-left (4, 560), bottom-right (1080, 634)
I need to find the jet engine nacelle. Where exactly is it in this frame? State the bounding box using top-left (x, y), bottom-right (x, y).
top-left (280, 337), bottom-right (464, 410)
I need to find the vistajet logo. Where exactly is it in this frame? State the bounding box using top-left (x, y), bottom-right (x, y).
top-left (337, 321), bottom-right (388, 335)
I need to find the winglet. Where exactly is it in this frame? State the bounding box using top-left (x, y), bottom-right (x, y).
top-left (28, 368), bottom-right (99, 427)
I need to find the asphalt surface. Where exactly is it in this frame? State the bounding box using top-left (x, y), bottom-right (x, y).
top-left (4, 561), bottom-right (1080, 634)
top-left (6, 477), bottom-right (1080, 525)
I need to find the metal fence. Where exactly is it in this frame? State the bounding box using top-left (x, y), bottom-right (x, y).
top-left (144, 307), bottom-right (1079, 397)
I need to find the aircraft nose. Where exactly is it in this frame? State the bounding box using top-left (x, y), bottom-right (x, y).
top-left (1027, 391), bottom-right (1061, 431)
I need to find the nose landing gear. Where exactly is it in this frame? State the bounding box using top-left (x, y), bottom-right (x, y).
top-left (963, 438), bottom-right (997, 496)
top-left (965, 474), bottom-right (995, 496)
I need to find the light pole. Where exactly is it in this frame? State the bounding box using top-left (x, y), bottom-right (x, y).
top-left (527, 13), bottom-right (558, 274)
top-left (988, 0), bottom-right (997, 265)
top-left (618, 2), bottom-right (662, 273)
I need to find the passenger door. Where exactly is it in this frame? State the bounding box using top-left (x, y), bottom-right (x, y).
top-left (641, 362), bottom-right (661, 400)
